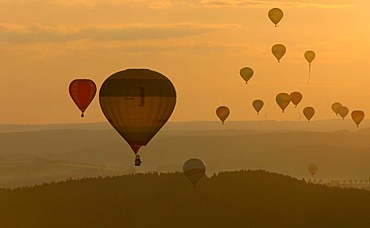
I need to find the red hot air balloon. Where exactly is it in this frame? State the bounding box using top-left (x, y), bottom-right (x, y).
top-left (69, 79), bottom-right (97, 117)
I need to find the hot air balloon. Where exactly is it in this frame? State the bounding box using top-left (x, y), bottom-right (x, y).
top-left (216, 106), bottom-right (230, 124)
top-left (303, 107), bottom-right (315, 122)
top-left (272, 44), bottom-right (286, 63)
top-left (338, 106), bottom-right (349, 120)
top-left (276, 93), bottom-right (290, 113)
top-left (99, 69), bottom-right (176, 166)
top-left (304, 50), bottom-right (316, 84)
top-left (268, 8), bottom-right (283, 27)
top-left (308, 164), bottom-right (318, 178)
top-left (351, 110), bottom-right (364, 127)
top-left (69, 79), bottom-right (96, 117)
top-left (331, 102), bottom-right (342, 116)
top-left (290, 92), bottom-right (302, 108)
top-left (240, 67), bottom-right (254, 84)
top-left (252, 99), bottom-right (264, 114)
top-left (183, 158), bottom-right (206, 188)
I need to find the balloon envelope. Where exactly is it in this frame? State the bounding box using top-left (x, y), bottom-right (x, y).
top-left (268, 8), bottom-right (283, 27)
top-left (183, 158), bottom-right (206, 187)
top-left (69, 79), bottom-right (96, 117)
top-left (252, 100), bottom-right (264, 114)
top-left (339, 106), bottom-right (349, 120)
top-left (216, 106), bottom-right (230, 124)
top-left (351, 110), bottom-right (365, 127)
top-left (304, 51), bottom-right (316, 64)
top-left (276, 93), bottom-right (290, 113)
top-left (303, 107), bottom-right (315, 122)
top-left (331, 102), bottom-right (342, 116)
top-left (240, 67), bottom-right (254, 84)
top-left (308, 164), bottom-right (318, 177)
top-left (99, 69), bottom-right (176, 154)
top-left (272, 44), bottom-right (286, 62)
top-left (290, 92), bottom-right (303, 108)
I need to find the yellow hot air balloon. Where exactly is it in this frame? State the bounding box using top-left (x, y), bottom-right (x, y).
top-left (276, 93), bottom-right (290, 113)
top-left (252, 99), bottom-right (264, 115)
top-left (216, 106), bottom-right (230, 124)
top-left (304, 50), bottom-right (316, 84)
top-left (351, 110), bottom-right (365, 127)
top-left (303, 106), bottom-right (315, 122)
top-left (338, 106), bottom-right (349, 120)
top-left (99, 69), bottom-right (176, 166)
top-left (183, 158), bottom-right (206, 188)
top-left (308, 164), bottom-right (318, 177)
top-left (290, 92), bottom-right (303, 108)
top-left (240, 67), bottom-right (254, 84)
top-left (268, 8), bottom-right (283, 27)
top-left (331, 102), bottom-right (342, 116)
top-left (272, 44), bottom-right (286, 63)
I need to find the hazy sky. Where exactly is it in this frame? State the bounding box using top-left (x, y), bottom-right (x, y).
top-left (0, 0), bottom-right (369, 124)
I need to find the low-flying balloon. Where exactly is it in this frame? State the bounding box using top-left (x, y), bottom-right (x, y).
top-left (252, 100), bottom-right (264, 114)
top-left (290, 92), bottom-right (303, 108)
top-left (69, 79), bottom-right (97, 117)
top-left (331, 102), bottom-right (342, 116)
top-left (216, 106), bottom-right (230, 124)
top-left (268, 8), bottom-right (283, 27)
top-left (304, 50), bottom-right (316, 84)
top-left (99, 69), bottom-right (176, 165)
top-left (303, 107), bottom-right (315, 122)
top-left (276, 93), bottom-right (290, 113)
top-left (272, 44), bottom-right (286, 63)
top-left (308, 164), bottom-right (318, 177)
top-left (339, 106), bottom-right (349, 120)
top-left (183, 158), bottom-right (206, 188)
top-left (351, 110), bottom-right (364, 127)
top-left (240, 67), bottom-right (254, 84)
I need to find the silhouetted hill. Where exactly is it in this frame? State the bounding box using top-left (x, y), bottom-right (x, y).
top-left (0, 170), bottom-right (368, 227)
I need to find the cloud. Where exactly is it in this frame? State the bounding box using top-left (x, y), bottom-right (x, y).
top-left (0, 23), bottom-right (240, 44)
top-left (201, 0), bottom-right (356, 9)
top-left (0, 0), bottom-right (176, 9)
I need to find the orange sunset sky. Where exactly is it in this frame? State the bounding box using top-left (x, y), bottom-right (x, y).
top-left (0, 0), bottom-right (369, 124)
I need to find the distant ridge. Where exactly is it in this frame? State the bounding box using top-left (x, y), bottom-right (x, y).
top-left (0, 119), bottom-right (369, 133)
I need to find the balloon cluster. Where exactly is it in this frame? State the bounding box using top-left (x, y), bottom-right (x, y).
top-left (216, 8), bottom-right (365, 127)
top-left (69, 69), bottom-right (177, 166)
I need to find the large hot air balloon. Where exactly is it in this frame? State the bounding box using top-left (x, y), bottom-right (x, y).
top-left (272, 44), bottom-right (286, 63)
top-left (99, 69), bottom-right (176, 165)
top-left (303, 106), bottom-right (315, 122)
top-left (304, 50), bottom-right (316, 84)
top-left (308, 164), bottom-right (318, 178)
top-left (338, 106), bottom-right (349, 120)
top-left (290, 92), bottom-right (302, 108)
top-left (276, 93), bottom-right (290, 113)
top-left (331, 102), bottom-right (342, 116)
top-left (252, 99), bottom-right (264, 114)
top-left (351, 110), bottom-right (365, 127)
top-left (216, 106), bottom-right (230, 124)
top-left (183, 158), bottom-right (206, 188)
top-left (268, 8), bottom-right (283, 27)
top-left (69, 79), bottom-right (96, 117)
top-left (240, 67), bottom-right (254, 84)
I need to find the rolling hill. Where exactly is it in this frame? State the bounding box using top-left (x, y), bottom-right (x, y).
top-left (0, 170), bottom-right (368, 228)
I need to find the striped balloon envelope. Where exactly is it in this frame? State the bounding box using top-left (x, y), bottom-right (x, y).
top-left (69, 79), bottom-right (96, 117)
top-left (99, 69), bottom-right (176, 158)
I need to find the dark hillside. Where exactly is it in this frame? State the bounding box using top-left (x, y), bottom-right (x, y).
top-left (0, 170), bottom-right (368, 227)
